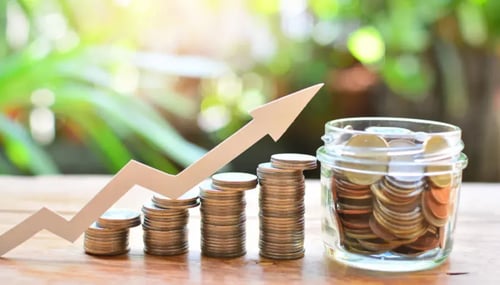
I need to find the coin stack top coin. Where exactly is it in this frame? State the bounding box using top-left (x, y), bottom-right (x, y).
top-left (143, 187), bottom-right (199, 256)
top-left (200, 172), bottom-right (257, 258)
top-left (258, 153), bottom-right (317, 260)
top-left (84, 208), bottom-right (141, 256)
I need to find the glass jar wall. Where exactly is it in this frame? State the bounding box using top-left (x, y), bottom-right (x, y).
top-left (317, 117), bottom-right (468, 272)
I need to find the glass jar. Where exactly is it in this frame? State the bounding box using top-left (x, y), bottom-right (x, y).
top-left (317, 117), bottom-right (468, 272)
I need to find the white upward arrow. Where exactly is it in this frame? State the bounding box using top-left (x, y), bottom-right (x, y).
top-left (0, 83), bottom-right (323, 256)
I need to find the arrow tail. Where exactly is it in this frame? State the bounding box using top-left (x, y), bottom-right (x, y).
top-left (0, 160), bottom-right (176, 255)
top-left (0, 208), bottom-right (65, 256)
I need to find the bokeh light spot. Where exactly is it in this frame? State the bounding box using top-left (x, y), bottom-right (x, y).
top-left (347, 26), bottom-right (385, 64)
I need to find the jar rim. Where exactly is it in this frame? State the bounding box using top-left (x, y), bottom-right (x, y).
top-left (326, 117), bottom-right (461, 137)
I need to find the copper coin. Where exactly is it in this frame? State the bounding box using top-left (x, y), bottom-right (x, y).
top-left (429, 186), bottom-right (451, 205)
top-left (392, 245), bottom-right (423, 257)
top-left (405, 230), bottom-right (439, 251)
top-left (337, 207), bottom-right (372, 215)
top-left (344, 228), bottom-right (378, 240)
top-left (423, 136), bottom-right (453, 188)
top-left (357, 238), bottom-right (400, 252)
top-left (421, 196), bottom-right (447, 227)
top-left (340, 214), bottom-right (370, 230)
top-left (369, 215), bottom-right (397, 241)
top-left (423, 191), bottom-right (448, 219)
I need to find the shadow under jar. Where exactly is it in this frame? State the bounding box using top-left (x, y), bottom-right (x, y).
top-left (317, 117), bottom-right (468, 272)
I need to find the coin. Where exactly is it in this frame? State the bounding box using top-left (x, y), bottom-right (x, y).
top-left (357, 238), bottom-right (400, 252)
top-left (97, 208), bottom-right (141, 229)
top-left (387, 139), bottom-right (424, 182)
top-left (405, 230), bottom-right (440, 251)
top-left (365, 126), bottom-right (413, 137)
top-left (211, 172), bottom-right (258, 190)
top-left (424, 136), bottom-right (452, 188)
top-left (257, 162), bottom-right (302, 177)
top-left (270, 153), bottom-right (317, 170)
top-left (152, 186), bottom-right (200, 209)
top-left (342, 134), bottom-right (389, 185)
top-left (429, 185), bottom-right (451, 205)
top-left (423, 191), bottom-right (448, 219)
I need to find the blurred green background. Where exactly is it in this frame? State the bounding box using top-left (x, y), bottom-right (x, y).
top-left (0, 0), bottom-right (499, 181)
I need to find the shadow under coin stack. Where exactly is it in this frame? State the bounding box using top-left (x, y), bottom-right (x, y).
top-left (257, 153), bottom-right (317, 260)
top-left (142, 188), bottom-right (199, 256)
top-left (332, 134), bottom-right (455, 255)
top-left (200, 173), bottom-right (258, 258)
top-left (84, 208), bottom-right (141, 256)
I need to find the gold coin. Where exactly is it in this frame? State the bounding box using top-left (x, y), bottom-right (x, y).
top-left (342, 134), bottom-right (389, 185)
top-left (424, 136), bottom-right (452, 188)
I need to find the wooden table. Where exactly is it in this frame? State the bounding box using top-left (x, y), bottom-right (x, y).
top-left (0, 177), bottom-right (498, 284)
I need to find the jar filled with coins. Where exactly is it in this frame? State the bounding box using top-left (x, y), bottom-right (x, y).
top-left (316, 117), bottom-right (468, 272)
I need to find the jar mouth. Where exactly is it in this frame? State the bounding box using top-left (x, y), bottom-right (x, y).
top-left (325, 117), bottom-right (461, 137)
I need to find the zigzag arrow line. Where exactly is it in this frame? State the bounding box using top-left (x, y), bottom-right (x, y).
top-left (0, 84), bottom-right (323, 256)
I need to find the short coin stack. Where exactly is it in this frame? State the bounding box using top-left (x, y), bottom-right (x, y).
top-left (84, 208), bottom-right (141, 256)
top-left (142, 188), bottom-right (199, 256)
top-left (200, 172), bottom-right (257, 258)
top-left (257, 153), bottom-right (317, 260)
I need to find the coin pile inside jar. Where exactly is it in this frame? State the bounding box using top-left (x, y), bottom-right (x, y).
top-left (257, 153), bottom-right (317, 260)
top-left (200, 172), bottom-right (257, 258)
top-left (331, 133), bottom-right (455, 255)
top-left (84, 208), bottom-right (141, 256)
top-left (142, 188), bottom-right (199, 256)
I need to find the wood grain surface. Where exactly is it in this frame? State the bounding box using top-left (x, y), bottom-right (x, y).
top-left (0, 177), bottom-right (498, 284)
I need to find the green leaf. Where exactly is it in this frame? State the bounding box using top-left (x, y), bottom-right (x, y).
top-left (457, 1), bottom-right (488, 46)
top-left (0, 153), bottom-right (15, 174)
top-left (0, 114), bottom-right (58, 174)
top-left (125, 137), bottom-right (179, 174)
top-left (71, 114), bottom-right (133, 172)
top-left (381, 54), bottom-right (433, 100)
top-left (310, 0), bottom-right (339, 20)
top-left (52, 84), bottom-right (206, 168)
top-left (248, 0), bottom-right (280, 15)
top-left (376, 0), bottom-right (429, 53)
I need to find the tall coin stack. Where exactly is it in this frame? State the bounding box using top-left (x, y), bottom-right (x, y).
top-left (200, 172), bottom-right (258, 258)
top-left (257, 153), bottom-right (317, 260)
top-left (142, 188), bottom-right (199, 256)
top-left (84, 208), bottom-right (141, 256)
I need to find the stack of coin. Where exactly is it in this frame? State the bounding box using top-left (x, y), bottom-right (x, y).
top-left (84, 208), bottom-right (141, 256)
top-left (331, 172), bottom-right (378, 254)
top-left (422, 136), bottom-right (454, 229)
top-left (200, 172), bottom-right (257, 258)
top-left (142, 188), bottom-right (199, 256)
top-left (422, 184), bottom-right (452, 228)
top-left (257, 153), bottom-right (317, 260)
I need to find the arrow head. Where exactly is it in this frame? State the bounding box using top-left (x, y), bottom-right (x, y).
top-left (249, 83), bottom-right (324, 141)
